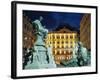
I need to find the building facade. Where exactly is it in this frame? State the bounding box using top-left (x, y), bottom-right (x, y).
top-left (46, 27), bottom-right (77, 64)
top-left (80, 14), bottom-right (91, 50)
top-left (23, 14), bottom-right (36, 49)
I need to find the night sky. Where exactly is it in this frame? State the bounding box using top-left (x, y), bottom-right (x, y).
top-left (23, 10), bottom-right (84, 31)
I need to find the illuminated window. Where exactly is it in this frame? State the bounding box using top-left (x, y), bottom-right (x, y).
top-left (66, 36), bottom-right (68, 39)
top-left (57, 41), bottom-right (59, 44)
top-left (66, 46), bottom-right (68, 48)
top-left (61, 46), bottom-right (64, 48)
top-left (53, 35), bottom-right (55, 39)
top-left (62, 41), bottom-right (64, 44)
top-left (53, 50), bottom-right (55, 54)
top-left (66, 41), bottom-right (68, 44)
top-left (75, 35), bottom-right (77, 39)
top-left (24, 36), bottom-right (27, 40)
top-left (57, 36), bottom-right (60, 39)
top-left (57, 46), bottom-right (59, 48)
top-left (70, 35), bottom-right (73, 39)
top-left (62, 51), bottom-right (64, 54)
top-left (57, 51), bottom-right (60, 55)
top-left (70, 41), bottom-right (73, 44)
top-left (70, 45), bottom-right (73, 48)
top-left (61, 36), bottom-right (64, 39)
top-left (66, 57), bottom-right (68, 60)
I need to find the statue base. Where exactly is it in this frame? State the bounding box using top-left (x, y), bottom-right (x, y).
top-left (25, 45), bottom-right (56, 69)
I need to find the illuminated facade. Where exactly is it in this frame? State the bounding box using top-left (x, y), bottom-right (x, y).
top-left (80, 14), bottom-right (91, 50)
top-left (46, 27), bottom-right (77, 64)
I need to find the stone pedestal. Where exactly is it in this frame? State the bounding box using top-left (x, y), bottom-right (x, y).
top-left (25, 45), bottom-right (56, 69)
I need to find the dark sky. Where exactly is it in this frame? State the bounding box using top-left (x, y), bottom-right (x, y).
top-left (23, 10), bottom-right (84, 31)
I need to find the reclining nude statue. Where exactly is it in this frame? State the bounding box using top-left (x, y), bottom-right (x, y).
top-left (24, 17), bottom-right (56, 69)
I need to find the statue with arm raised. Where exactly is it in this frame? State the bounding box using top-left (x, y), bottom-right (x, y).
top-left (24, 16), bottom-right (56, 69)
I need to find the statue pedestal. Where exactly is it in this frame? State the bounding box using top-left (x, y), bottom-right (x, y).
top-left (25, 45), bottom-right (56, 69)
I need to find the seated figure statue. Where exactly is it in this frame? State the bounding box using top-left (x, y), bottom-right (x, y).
top-left (60, 41), bottom-right (90, 67)
top-left (72, 42), bottom-right (89, 66)
top-left (25, 16), bottom-right (56, 69)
